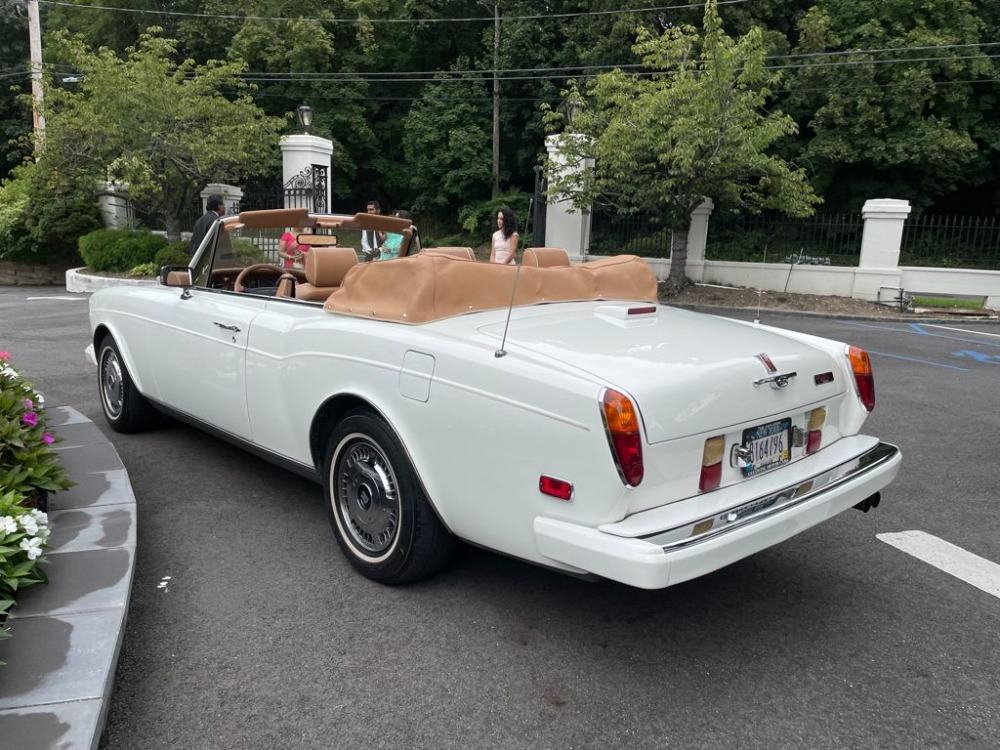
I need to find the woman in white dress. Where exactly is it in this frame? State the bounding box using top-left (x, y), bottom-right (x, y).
top-left (489, 207), bottom-right (519, 265)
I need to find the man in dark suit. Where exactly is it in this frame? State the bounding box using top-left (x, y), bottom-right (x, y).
top-left (189, 194), bottom-right (226, 255)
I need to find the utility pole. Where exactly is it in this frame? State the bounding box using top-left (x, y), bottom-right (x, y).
top-left (27, 0), bottom-right (45, 152)
top-left (491, 1), bottom-right (500, 197)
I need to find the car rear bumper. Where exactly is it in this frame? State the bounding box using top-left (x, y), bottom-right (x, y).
top-left (534, 440), bottom-right (901, 589)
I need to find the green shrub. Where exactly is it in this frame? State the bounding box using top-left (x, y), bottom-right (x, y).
top-left (78, 229), bottom-right (168, 272)
top-left (231, 238), bottom-right (266, 264)
top-left (458, 192), bottom-right (533, 242)
top-left (154, 242), bottom-right (191, 268)
top-left (0, 350), bottom-right (72, 660)
top-left (129, 262), bottom-right (159, 277)
top-left (0, 162), bottom-right (100, 266)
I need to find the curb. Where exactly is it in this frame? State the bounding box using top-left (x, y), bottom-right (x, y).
top-left (0, 406), bottom-right (136, 750)
top-left (66, 267), bottom-right (157, 294)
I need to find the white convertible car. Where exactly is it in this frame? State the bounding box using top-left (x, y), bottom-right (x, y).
top-left (87, 208), bottom-right (901, 589)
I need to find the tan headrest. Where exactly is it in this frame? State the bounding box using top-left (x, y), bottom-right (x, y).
top-left (421, 247), bottom-right (476, 261)
top-left (523, 247), bottom-right (570, 267)
top-left (306, 247), bottom-right (358, 287)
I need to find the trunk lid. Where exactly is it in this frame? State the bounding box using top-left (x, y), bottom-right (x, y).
top-left (479, 304), bottom-right (846, 443)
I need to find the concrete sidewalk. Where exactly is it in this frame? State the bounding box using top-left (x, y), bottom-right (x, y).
top-left (0, 406), bottom-right (136, 750)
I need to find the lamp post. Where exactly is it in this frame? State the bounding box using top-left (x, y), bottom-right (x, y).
top-left (296, 103), bottom-right (313, 135)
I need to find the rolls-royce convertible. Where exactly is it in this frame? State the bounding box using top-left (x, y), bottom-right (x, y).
top-left (86, 207), bottom-right (901, 589)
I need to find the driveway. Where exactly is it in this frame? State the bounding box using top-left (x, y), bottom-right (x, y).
top-left (2, 287), bottom-right (998, 750)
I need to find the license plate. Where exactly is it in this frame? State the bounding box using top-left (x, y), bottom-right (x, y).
top-left (741, 418), bottom-right (792, 476)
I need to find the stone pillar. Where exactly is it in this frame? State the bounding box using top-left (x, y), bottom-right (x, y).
top-left (852, 198), bottom-right (910, 300)
top-left (280, 134), bottom-right (333, 210)
top-left (683, 198), bottom-right (714, 282)
top-left (97, 182), bottom-right (131, 229)
top-left (544, 135), bottom-right (594, 256)
top-left (201, 183), bottom-right (243, 216)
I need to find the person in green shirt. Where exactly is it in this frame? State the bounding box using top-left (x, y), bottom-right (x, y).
top-left (379, 209), bottom-right (411, 260)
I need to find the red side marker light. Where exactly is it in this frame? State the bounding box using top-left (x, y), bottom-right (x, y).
top-left (539, 475), bottom-right (574, 501)
top-left (627, 306), bottom-right (657, 316)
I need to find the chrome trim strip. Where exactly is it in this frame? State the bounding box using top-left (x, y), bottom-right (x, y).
top-left (640, 442), bottom-right (899, 550)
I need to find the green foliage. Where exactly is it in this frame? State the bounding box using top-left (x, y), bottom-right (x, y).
top-left (78, 229), bottom-right (168, 272)
top-left (41, 28), bottom-right (285, 240)
top-left (544, 0), bottom-right (821, 282)
top-left (457, 191), bottom-right (533, 242)
top-left (155, 242), bottom-right (192, 268)
top-left (403, 67), bottom-right (493, 215)
top-left (785, 0), bottom-right (994, 209)
top-left (231, 238), bottom-right (266, 264)
top-left (0, 350), bottom-right (73, 656)
top-left (0, 163), bottom-right (101, 266)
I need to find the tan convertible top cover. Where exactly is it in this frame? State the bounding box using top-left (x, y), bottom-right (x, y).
top-left (323, 253), bottom-right (658, 324)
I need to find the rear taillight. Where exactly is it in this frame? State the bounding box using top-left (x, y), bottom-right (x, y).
top-left (699, 435), bottom-right (726, 492)
top-left (806, 407), bottom-right (826, 454)
top-left (601, 389), bottom-right (643, 486)
top-left (847, 346), bottom-right (875, 412)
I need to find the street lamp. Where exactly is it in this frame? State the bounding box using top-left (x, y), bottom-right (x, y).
top-left (296, 103), bottom-right (313, 134)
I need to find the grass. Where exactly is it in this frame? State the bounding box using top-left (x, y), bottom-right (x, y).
top-left (910, 296), bottom-right (985, 309)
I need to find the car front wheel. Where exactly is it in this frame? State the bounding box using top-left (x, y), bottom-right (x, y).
top-left (97, 334), bottom-right (157, 433)
top-left (325, 410), bottom-right (454, 584)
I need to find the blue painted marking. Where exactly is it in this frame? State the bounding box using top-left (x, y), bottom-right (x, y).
top-left (869, 350), bottom-right (968, 371)
top-left (910, 323), bottom-right (928, 334)
top-left (953, 350), bottom-right (1000, 364)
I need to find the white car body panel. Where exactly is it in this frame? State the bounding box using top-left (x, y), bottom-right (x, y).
top-left (88, 234), bottom-right (900, 589)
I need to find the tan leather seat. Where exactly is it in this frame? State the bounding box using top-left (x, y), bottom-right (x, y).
top-left (421, 246), bottom-right (476, 261)
top-left (522, 247), bottom-right (570, 267)
top-left (297, 247), bottom-right (358, 302)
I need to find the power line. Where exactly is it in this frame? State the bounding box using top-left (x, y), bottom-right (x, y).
top-left (37, 0), bottom-right (749, 24)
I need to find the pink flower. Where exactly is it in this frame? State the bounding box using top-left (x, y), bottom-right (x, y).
top-left (23, 398), bottom-right (33, 410)
top-left (23, 411), bottom-right (38, 427)
top-left (0, 351), bottom-right (9, 360)
top-left (43, 432), bottom-right (55, 445)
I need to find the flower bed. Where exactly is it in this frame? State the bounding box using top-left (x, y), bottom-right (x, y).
top-left (0, 350), bottom-right (72, 661)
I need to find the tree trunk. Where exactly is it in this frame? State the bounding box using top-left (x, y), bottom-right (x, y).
top-left (164, 213), bottom-right (182, 244)
top-left (668, 219), bottom-right (691, 286)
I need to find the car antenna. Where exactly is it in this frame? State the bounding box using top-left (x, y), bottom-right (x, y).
top-left (495, 264), bottom-right (522, 358)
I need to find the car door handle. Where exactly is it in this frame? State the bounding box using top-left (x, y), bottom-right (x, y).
top-left (213, 322), bottom-right (241, 332)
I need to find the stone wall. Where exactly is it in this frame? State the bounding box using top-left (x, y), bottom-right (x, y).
top-left (0, 261), bottom-right (69, 286)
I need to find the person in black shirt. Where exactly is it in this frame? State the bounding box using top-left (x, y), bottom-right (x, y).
top-left (189, 194), bottom-right (226, 255)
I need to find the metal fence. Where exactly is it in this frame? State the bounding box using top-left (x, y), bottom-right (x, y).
top-left (901, 214), bottom-right (1000, 270)
top-left (706, 211), bottom-right (863, 266)
top-left (588, 206), bottom-right (672, 257)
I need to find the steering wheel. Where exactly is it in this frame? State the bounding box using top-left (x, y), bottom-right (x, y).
top-left (234, 264), bottom-right (285, 294)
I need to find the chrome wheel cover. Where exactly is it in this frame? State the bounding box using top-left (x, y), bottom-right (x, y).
top-left (335, 436), bottom-right (400, 557)
top-left (100, 347), bottom-right (124, 419)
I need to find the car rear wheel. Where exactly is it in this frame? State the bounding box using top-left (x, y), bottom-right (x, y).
top-left (97, 335), bottom-right (157, 433)
top-left (325, 410), bottom-right (454, 584)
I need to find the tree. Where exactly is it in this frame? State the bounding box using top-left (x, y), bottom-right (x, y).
top-left (402, 66), bottom-right (492, 215)
top-left (544, 0), bottom-right (820, 286)
top-left (40, 29), bottom-right (284, 240)
top-left (783, 0), bottom-right (996, 212)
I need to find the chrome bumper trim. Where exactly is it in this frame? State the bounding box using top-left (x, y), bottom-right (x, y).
top-left (641, 441), bottom-right (899, 551)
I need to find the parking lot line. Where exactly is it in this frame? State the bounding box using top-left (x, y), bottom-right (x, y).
top-left (877, 530), bottom-right (1000, 599)
top-left (868, 350), bottom-right (968, 371)
top-left (922, 324), bottom-right (1000, 339)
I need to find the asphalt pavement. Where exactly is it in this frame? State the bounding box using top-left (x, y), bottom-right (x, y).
top-left (1, 283), bottom-right (998, 750)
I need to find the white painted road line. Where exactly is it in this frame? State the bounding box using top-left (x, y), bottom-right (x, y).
top-left (923, 324), bottom-right (1000, 338)
top-left (26, 295), bottom-right (87, 301)
top-left (877, 530), bottom-right (1000, 599)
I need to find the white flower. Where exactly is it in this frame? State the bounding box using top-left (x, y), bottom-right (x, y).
top-left (20, 537), bottom-right (43, 560)
top-left (19, 514), bottom-right (38, 536)
top-left (29, 509), bottom-right (48, 527)
top-left (0, 515), bottom-right (17, 535)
